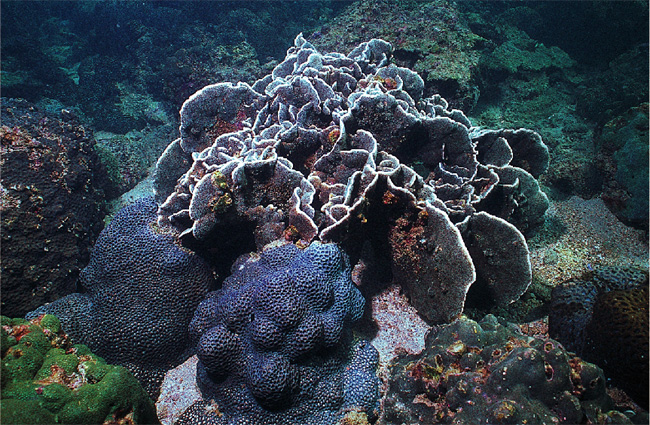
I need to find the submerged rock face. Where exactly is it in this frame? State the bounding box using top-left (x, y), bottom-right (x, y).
top-left (0, 98), bottom-right (110, 318)
top-left (597, 103), bottom-right (649, 230)
top-left (154, 35), bottom-right (549, 323)
top-left (181, 242), bottom-right (380, 424)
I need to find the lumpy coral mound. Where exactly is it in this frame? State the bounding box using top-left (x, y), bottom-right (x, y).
top-left (382, 315), bottom-right (629, 424)
top-left (549, 265), bottom-right (649, 408)
top-left (154, 34), bottom-right (550, 324)
top-left (180, 242), bottom-right (380, 424)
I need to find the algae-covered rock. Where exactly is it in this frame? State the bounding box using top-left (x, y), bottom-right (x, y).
top-left (1, 314), bottom-right (158, 424)
top-left (383, 314), bottom-right (630, 424)
top-left (597, 103), bottom-right (649, 228)
top-left (0, 99), bottom-right (111, 318)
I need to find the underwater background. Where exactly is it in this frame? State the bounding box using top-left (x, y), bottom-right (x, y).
top-left (1, 1), bottom-right (648, 424)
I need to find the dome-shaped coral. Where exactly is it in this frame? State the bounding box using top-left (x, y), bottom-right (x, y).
top-left (182, 242), bottom-right (379, 424)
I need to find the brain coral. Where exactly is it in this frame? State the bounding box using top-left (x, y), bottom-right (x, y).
top-left (382, 314), bottom-right (628, 424)
top-left (549, 265), bottom-right (649, 408)
top-left (1, 314), bottom-right (157, 424)
top-left (27, 197), bottom-right (216, 398)
top-left (153, 34), bottom-right (549, 324)
top-left (584, 286), bottom-right (649, 409)
top-left (179, 242), bottom-right (380, 424)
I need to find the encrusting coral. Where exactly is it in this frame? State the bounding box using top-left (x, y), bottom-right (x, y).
top-left (382, 314), bottom-right (633, 424)
top-left (1, 314), bottom-right (157, 424)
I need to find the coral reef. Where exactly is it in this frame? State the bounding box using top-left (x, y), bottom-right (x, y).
top-left (27, 197), bottom-right (215, 398)
top-left (464, 7), bottom-right (603, 201)
top-left (382, 314), bottom-right (631, 424)
top-left (549, 265), bottom-right (649, 408)
top-left (597, 103), bottom-right (649, 229)
top-left (179, 242), bottom-right (380, 424)
top-left (0, 98), bottom-right (111, 317)
top-left (154, 35), bottom-right (549, 323)
top-left (309, 0), bottom-right (484, 110)
top-left (1, 314), bottom-right (157, 424)
top-left (2, 2), bottom-right (649, 423)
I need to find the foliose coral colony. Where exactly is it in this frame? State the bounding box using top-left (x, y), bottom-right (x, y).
top-left (154, 34), bottom-right (549, 324)
top-left (25, 35), bottom-right (555, 423)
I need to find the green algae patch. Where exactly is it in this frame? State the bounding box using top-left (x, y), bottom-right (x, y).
top-left (1, 399), bottom-right (56, 424)
top-left (1, 314), bottom-right (158, 424)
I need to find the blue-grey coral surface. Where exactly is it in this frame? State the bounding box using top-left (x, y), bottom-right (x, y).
top-left (27, 197), bottom-right (215, 397)
top-left (181, 242), bottom-right (379, 424)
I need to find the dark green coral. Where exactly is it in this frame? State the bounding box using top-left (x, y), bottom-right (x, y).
top-left (1, 314), bottom-right (158, 424)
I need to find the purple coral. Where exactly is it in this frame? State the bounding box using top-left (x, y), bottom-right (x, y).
top-left (182, 242), bottom-right (379, 424)
top-left (27, 197), bottom-right (215, 397)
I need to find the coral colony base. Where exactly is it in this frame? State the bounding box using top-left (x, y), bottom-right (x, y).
top-left (6, 35), bottom-right (641, 424)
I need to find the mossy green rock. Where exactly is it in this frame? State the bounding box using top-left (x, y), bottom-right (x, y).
top-left (1, 314), bottom-right (158, 424)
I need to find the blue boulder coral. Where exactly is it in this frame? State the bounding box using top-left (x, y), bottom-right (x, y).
top-left (180, 242), bottom-right (380, 424)
top-left (27, 197), bottom-right (216, 397)
top-left (154, 34), bottom-right (550, 323)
